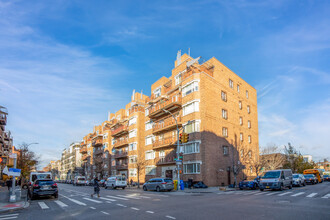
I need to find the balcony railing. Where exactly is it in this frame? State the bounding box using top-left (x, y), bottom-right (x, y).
top-left (114, 151), bottom-right (128, 159)
top-left (80, 147), bottom-right (87, 154)
top-left (183, 62), bottom-right (214, 81)
top-left (94, 149), bottom-right (104, 155)
top-left (152, 116), bottom-right (182, 134)
top-left (111, 125), bottom-right (129, 137)
top-left (153, 136), bottom-right (178, 149)
top-left (129, 106), bottom-right (145, 115)
top-left (156, 152), bottom-right (176, 165)
top-left (116, 164), bottom-right (128, 170)
top-left (113, 138), bottom-right (129, 148)
top-left (148, 95), bottom-right (182, 119)
top-left (92, 136), bottom-right (103, 147)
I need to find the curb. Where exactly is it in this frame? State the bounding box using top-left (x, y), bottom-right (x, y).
top-left (0, 201), bottom-right (30, 214)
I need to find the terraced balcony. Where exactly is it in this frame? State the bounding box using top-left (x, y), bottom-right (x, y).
top-left (153, 136), bottom-right (178, 149)
top-left (114, 151), bottom-right (128, 159)
top-left (116, 164), bottom-right (128, 170)
top-left (111, 125), bottom-right (129, 137)
top-left (80, 147), bottom-right (87, 154)
top-left (82, 155), bottom-right (89, 161)
top-left (156, 151), bottom-right (176, 165)
top-left (152, 116), bottom-right (182, 134)
top-left (113, 138), bottom-right (129, 148)
top-left (92, 135), bottom-right (103, 147)
top-left (94, 149), bottom-right (104, 155)
top-left (148, 95), bottom-right (182, 119)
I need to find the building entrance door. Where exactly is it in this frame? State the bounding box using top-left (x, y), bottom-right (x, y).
top-left (227, 170), bottom-right (231, 185)
top-left (165, 170), bottom-right (173, 179)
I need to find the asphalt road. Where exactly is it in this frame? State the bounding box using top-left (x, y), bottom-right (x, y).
top-left (2, 182), bottom-right (330, 220)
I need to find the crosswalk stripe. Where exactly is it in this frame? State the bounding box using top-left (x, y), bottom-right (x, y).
top-left (116, 195), bottom-right (140, 199)
top-left (116, 204), bottom-right (127, 207)
top-left (321, 194), bottom-right (330, 199)
top-left (0, 216), bottom-right (18, 220)
top-left (55, 200), bottom-right (68, 208)
top-left (0, 214), bottom-right (19, 217)
top-left (135, 195), bottom-right (151, 199)
top-left (83, 198), bottom-right (103, 203)
top-left (224, 191), bottom-right (235, 194)
top-left (278, 192), bottom-right (292, 196)
top-left (106, 195), bottom-right (129, 200)
top-left (38, 202), bottom-right (49, 209)
top-left (99, 197), bottom-right (116, 202)
top-left (101, 211), bottom-right (110, 215)
top-left (306, 193), bottom-right (318, 198)
top-left (291, 192), bottom-right (305, 197)
top-left (255, 192), bottom-right (267, 195)
top-left (265, 192), bottom-right (281, 196)
top-left (131, 207), bottom-right (140, 210)
top-left (60, 194), bottom-right (87, 206)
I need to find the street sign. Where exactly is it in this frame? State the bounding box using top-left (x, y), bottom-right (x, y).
top-left (9, 153), bottom-right (17, 159)
top-left (176, 161), bottom-right (182, 165)
top-left (8, 168), bottom-right (21, 177)
top-left (3, 166), bottom-right (8, 175)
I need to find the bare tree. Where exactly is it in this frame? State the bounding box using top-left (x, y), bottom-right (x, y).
top-left (260, 145), bottom-right (286, 171)
top-left (229, 135), bottom-right (247, 187)
top-left (133, 150), bottom-right (149, 188)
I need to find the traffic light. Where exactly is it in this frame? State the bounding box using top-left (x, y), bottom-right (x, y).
top-left (179, 133), bottom-right (183, 144)
top-left (182, 132), bottom-right (189, 143)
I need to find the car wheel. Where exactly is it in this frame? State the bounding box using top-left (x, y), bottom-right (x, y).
top-left (239, 188), bottom-right (243, 190)
top-left (54, 193), bottom-right (58, 199)
top-left (143, 186), bottom-right (147, 191)
top-left (288, 184), bottom-right (292, 189)
top-left (122, 187), bottom-right (126, 190)
top-left (156, 186), bottom-right (160, 192)
top-left (105, 186), bottom-right (107, 189)
top-left (168, 189), bottom-right (172, 192)
top-left (260, 189), bottom-right (264, 191)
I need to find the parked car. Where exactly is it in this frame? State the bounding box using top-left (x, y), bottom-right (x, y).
top-left (105, 176), bottom-right (127, 189)
top-left (29, 179), bottom-right (58, 199)
top-left (292, 174), bottom-right (306, 187)
top-left (303, 174), bottom-right (318, 184)
top-left (143, 178), bottom-right (174, 192)
top-left (259, 169), bottom-right (293, 191)
top-left (74, 176), bottom-right (87, 186)
top-left (99, 179), bottom-right (106, 187)
top-left (323, 175), bottom-right (330, 181)
top-left (239, 177), bottom-right (259, 190)
top-left (193, 181), bottom-right (208, 188)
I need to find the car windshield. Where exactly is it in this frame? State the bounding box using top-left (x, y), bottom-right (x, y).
top-left (37, 180), bottom-right (54, 185)
top-left (164, 179), bottom-right (173, 183)
top-left (261, 171), bottom-right (280, 179)
top-left (304, 174), bottom-right (315, 178)
top-left (293, 174), bottom-right (299, 178)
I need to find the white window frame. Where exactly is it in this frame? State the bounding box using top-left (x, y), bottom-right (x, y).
top-left (222, 109), bottom-right (227, 119)
top-left (182, 80), bottom-right (199, 97)
top-left (183, 161), bottom-right (202, 174)
top-left (246, 90), bottom-right (249, 99)
top-left (222, 127), bottom-right (228, 137)
top-left (182, 100), bottom-right (200, 116)
top-left (129, 155), bottom-right (137, 164)
top-left (229, 79), bottom-right (233, 88)
top-left (129, 129), bottom-right (137, 138)
top-left (128, 116), bottom-right (137, 126)
top-left (184, 120), bottom-right (200, 133)
top-left (145, 150), bottom-right (155, 160)
top-left (129, 168), bottom-right (137, 177)
top-left (145, 166), bottom-right (156, 175)
top-left (237, 84), bottom-right (240, 93)
top-left (182, 141), bottom-right (201, 154)
top-left (248, 135), bottom-right (251, 144)
top-left (240, 117), bottom-right (243, 126)
top-left (145, 108), bottom-right (149, 116)
top-left (221, 91), bottom-right (227, 101)
top-left (240, 133), bottom-right (243, 141)
top-left (145, 135), bottom-right (155, 146)
top-left (153, 87), bottom-right (161, 98)
top-left (129, 142), bottom-right (137, 151)
top-left (248, 120), bottom-right (251, 128)
top-left (247, 106), bottom-right (250, 114)
top-left (145, 120), bottom-right (153, 131)
top-left (159, 150), bottom-right (165, 157)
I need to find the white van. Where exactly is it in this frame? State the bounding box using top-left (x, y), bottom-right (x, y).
top-left (74, 176), bottom-right (87, 186)
top-left (105, 176), bottom-right (127, 189)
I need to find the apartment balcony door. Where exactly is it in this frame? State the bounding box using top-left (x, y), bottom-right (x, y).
top-left (165, 170), bottom-right (173, 179)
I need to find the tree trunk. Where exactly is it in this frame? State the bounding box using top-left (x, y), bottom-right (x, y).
top-left (137, 169), bottom-right (140, 188)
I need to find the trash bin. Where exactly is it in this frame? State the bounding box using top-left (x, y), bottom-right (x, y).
top-left (173, 180), bottom-right (178, 190)
top-left (180, 180), bottom-right (184, 190)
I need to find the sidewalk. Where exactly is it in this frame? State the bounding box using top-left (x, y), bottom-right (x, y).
top-left (0, 186), bottom-right (29, 213)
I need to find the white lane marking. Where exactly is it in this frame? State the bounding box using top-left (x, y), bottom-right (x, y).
top-left (278, 192), bottom-right (292, 196)
top-left (117, 195), bottom-right (140, 200)
top-left (55, 200), bottom-right (68, 208)
top-left (0, 214), bottom-right (19, 217)
top-left (262, 192), bottom-right (274, 196)
top-left (131, 207), bottom-right (140, 210)
top-left (254, 192), bottom-right (267, 195)
top-left (101, 211), bottom-right (110, 215)
top-left (60, 194), bottom-right (87, 206)
top-left (99, 197), bottom-right (116, 202)
top-left (224, 191), bottom-right (235, 194)
top-left (135, 195), bottom-right (151, 199)
top-left (244, 191), bottom-right (259, 195)
top-left (155, 194), bottom-right (169, 197)
top-left (90, 207), bottom-right (96, 209)
top-left (106, 201), bottom-right (112, 204)
top-left (146, 211), bottom-right (154, 214)
top-left (321, 194), bottom-right (330, 199)
top-left (306, 193), bottom-right (318, 198)
top-left (0, 216), bottom-right (18, 220)
top-left (265, 192), bottom-right (281, 196)
top-left (106, 195), bottom-right (129, 200)
top-left (291, 192), bottom-right (305, 197)
top-left (234, 191), bottom-right (244, 194)
top-left (38, 202), bottom-right (49, 209)
top-left (116, 204), bottom-right (127, 207)
top-left (83, 197), bottom-right (103, 203)
top-left (166, 216), bottom-right (176, 219)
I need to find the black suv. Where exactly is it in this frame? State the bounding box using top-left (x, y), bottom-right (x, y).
top-left (30, 179), bottom-right (58, 199)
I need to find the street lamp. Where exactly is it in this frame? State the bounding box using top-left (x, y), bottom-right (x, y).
top-left (161, 109), bottom-right (191, 190)
top-left (10, 142), bottom-right (38, 203)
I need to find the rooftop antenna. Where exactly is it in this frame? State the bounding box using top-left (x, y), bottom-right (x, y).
top-left (141, 90), bottom-right (143, 99)
top-left (177, 50), bottom-right (182, 66)
top-left (108, 111), bottom-right (110, 121)
top-left (188, 48), bottom-right (190, 56)
top-left (132, 89), bottom-right (135, 101)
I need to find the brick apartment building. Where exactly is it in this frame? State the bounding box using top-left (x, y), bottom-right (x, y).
top-left (53, 52), bottom-right (259, 186)
top-left (0, 105), bottom-right (13, 179)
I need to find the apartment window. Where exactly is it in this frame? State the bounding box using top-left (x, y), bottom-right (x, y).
top-left (240, 149), bottom-right (244, 158)
top-left (237, 85), bottom-right (240, 93)
top-left (223, 146), bottom-right (229, 155)
top-left (153, 87), bottom-right (161, 98)
top-left (239, 101), bottom-right (242, 110)
top-left (145, 108), bottom-right (149, 116)
top-left (129, 129), bottom-right (137, 138)
top-left (129, 155), bottom-right (137, 164)
top-left (111, 139), bottom-right (115, 145)
top-left (248, 151), bottom-right (252, 159)
top-left (145, 150), bottom-right (155, 160)
top-left (248, 120), bottom-right (251, 128)
top-left (159, 150), bottom-right (165, 157)
top-left (222, 109), bottom-right (228, 119)
top-left (175, 73), bottom-right (182, 85)
top-left (221, 91), bottom-right (227, 102)
top-left (103, 134), bottom-right (108, 139)
top-left (182, 141), bottom-right (200, 154)
top-left (247, 106), bottom-right (250, 114)
top-left (246, 90), bottom-right (249, 99)
top-left (250, 166), bottom-right (253, 174)
top-left (129, 116), bottom-right (137, 126)
top-left (129, 142), bottom-right (137, 151)
top-left (182, 80), bottom-right (199, 97)
top-left (183, 163), bottom-right (201, 174)
top-left (129, 168), bottom-right (137, 177)
top-left (222, 127), bottom-right (228, 137)
top-left (240, 133), bottom-right (243, 141)
top-left (248, 135), bottom-right (251, 144)
top-left (145, 166), bottom-right (156, 175)
top-left (183, 100), bottom-right (199, 116)
top-left (145, 121), bottom-right (153, 131)
top-left (229, 79), bottom-right (233, 88)
top-left (145, 135), bottom-right (155, 146)
top-left (185, 120), bottom-right (200, 133)
top-left (239, 117), bottom-right (243, 125)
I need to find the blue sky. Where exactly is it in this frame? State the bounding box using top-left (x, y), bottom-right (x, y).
top-left (1, 0), bottom-right (329, 168)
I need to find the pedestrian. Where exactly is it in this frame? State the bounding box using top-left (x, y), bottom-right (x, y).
top-left (91, 178), bottom-right (100, 198)
top-left (6, 178), bottom-right (12, 191)
top-left (130, 179), bottom-right (133, 187)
